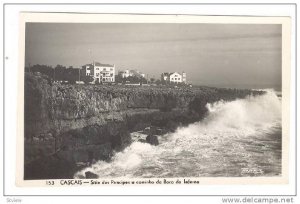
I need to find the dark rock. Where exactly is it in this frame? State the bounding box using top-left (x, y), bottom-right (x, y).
top-left (143, 127), bottom-right (151, 135)
top-left (133, 122), bottom-right (151, 132)
top-left (24, 153), bottom-right (78, 180)
top-left (142, 126), bottom-right (169, 136)
top-left (143, 126), bottom-right (158, 135)
top-left (146, 135), bottom-right (159, 146)
top-left (57, 143), bottom-right (112, 163)
top-left (166, 120), bottom-right (178, 132)
top-left (155, 128), bottom-right (167, 135)
top-left (149, 126), bottom-right (158, 135)
top-left (138, 139), bottom-right (147, 143)
top-left (85, 171), bottom-right (98, 179)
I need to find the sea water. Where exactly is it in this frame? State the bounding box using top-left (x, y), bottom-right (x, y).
top-left (75, 90), bottom-right (282, 178)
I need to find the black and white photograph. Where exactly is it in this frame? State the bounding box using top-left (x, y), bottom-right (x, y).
top-left (20, 14), bottom-right (289, 183)
top-left (1, 0), bottom-right (299, 202)
top-left (1, 2), bottom-right (298, 203)
top-left (23, 20), bottom-right (284, 181)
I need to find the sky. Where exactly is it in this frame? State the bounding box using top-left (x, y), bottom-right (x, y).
top-left (25, 23), bottom-right (282, 88)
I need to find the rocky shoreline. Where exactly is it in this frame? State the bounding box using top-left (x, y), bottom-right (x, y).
top-left (24, 73), bottom-right (265, 179)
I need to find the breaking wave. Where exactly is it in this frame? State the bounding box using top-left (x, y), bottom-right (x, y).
top-left (75, 90), bottom-right (282, 178)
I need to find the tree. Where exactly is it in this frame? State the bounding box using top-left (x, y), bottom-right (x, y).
top-left (161, 80), bottom-right (167, 85)
top-left (140, 77), bottom-right (147, 84)
top-left (115, 74), bottom-right (124, 83)
top-left (30, 64), bottom-right (54, 80)
top-left (54, 65), bottom-right (67, 81)
top-left (82, 75), bottom-right (94, 84)
top-left (150, 78), bottom-right (155, 83)
top-left (155, 79), bottom-right (161, 85)
top-left (65, 68), bottom-right (77, 84)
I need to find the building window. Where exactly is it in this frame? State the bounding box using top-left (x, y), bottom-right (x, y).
top-left (103, 68), bottom-right (106, 71)
top-left (96, 73), bottom-right (99, 77)
top-left (110, 68), bottom-right (113, 71)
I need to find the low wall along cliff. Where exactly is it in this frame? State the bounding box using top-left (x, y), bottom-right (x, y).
top-left (24, 73), bottom-right (264, 179)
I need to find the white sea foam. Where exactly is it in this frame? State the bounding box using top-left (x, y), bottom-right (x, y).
top-left (74, 90), bottom-right (282, 178)
top-left (198, 90), bottom-right (281, 136)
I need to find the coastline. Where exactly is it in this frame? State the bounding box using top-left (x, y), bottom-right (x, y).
top-left (24, 73), bottom-right (266, 180)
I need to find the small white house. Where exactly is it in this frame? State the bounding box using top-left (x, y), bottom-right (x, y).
top-left (119, 69), bottom-right (145, 78)
top-left (120, 70), bottom-right (131, 78)
top-left (161, 72), bottom-right (187, 84)
top-left (169, 72), bottom-right (183, 83)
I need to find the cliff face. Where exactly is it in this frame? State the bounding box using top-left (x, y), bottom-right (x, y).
top-left (24, 73), bottom-right (264, 179)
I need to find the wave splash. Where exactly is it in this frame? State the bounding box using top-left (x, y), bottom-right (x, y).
top-left (201, 90), bottom-right (281, 136)
top-left (75, 90), bottom-right (282, 178)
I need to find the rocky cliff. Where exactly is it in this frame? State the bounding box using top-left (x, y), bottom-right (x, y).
top-left (24, 73), bottom-right (264, 179)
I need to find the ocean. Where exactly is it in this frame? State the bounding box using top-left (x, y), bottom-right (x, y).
top-left (75, 90), bottom-right (282, 178)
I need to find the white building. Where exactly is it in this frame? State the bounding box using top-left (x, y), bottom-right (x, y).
top-left (83, 64), bottom-right (92, 76)
top-left (120, 70), bottom-right (131, 78)
top-left (82, 61), bottom-right (115, 83)
top-left (161, 72), bottom-right (187, 84)
top-left (119, 69), bottom-right (145, 78)
top-left (182, 72), bottom-right (187, 83)
top-left (94, 62), bottom-right (115, 83)
top-left (169, 72), bottom-right (183, 83)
